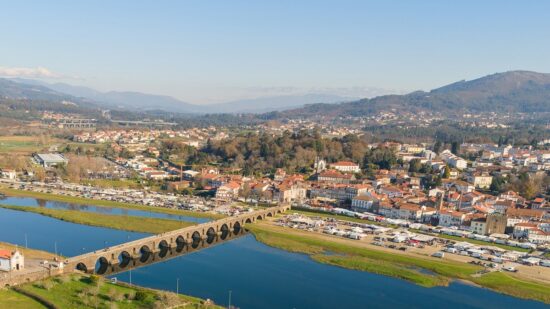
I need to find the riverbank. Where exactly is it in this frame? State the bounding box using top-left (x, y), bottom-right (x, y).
top-left (0, 204), bottom-right (194, 234)
top-left (0, 186), bottom-right (224, 220)
top-left (1, 273), bottom-right (221, 308)
top-left (0, 241), bottom-right (59, 260)
top-left (248, 222), bottom-right (550, 304)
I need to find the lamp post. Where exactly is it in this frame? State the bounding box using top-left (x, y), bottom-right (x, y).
top-left (176, 278), bottom-right (179, 295)
top-left (228, 290), bottom-right (232, 309)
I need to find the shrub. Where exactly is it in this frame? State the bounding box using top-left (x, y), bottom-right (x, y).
top-left (134, 290), bottom-right (148, 301)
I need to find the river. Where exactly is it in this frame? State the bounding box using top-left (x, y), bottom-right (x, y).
top-left (0, 198), bottom-right (548, 309)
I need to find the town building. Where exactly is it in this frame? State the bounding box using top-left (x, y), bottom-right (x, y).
top-left (329, 161), bottom-right (361, 173)
top-left (33, 153), bottom-right (68, 168)
top-left (0, 249), bottom-right (24, 271)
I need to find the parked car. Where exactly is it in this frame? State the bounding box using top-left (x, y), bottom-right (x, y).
top-left (432, 252), bottom-right (445, 258)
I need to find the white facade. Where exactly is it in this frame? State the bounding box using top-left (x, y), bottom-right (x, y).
top-left (0, 250), bottom-right (24, 271)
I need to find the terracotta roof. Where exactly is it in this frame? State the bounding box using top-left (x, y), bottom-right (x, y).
top-left (331, 161), bottom-right (359, 166)
top-left (0, 249), bottom-right (12, 259)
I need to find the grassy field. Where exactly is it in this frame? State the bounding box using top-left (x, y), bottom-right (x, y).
top-left (0, 136), bottom-right (59, 154)
top-left (0, 241), bottom-right (59, 260)
top-left (5, 274), bottom-right (222, 309)
top-left (472, 272), bottom-right (550, 304)
top-left (0, 289), bottom-right (45, 309)
top-left (248, 223), bottom-right (550, 303)
top-left (0, 204), bottom-right (194, 234)
top-left (0, 186), bottom-right (224, 220)
top-left (81, 178), bottom-right (143, 189)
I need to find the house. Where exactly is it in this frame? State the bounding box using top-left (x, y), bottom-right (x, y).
top-left (0, 168), bottom-right (17, 180)
top-left (468, 174), bottom-right (493, 189)
top-left (329, 161), bottom-right (361, 173)
top-left (0, 249), bottom-right (24, 271)
top-left (274, 168), bottom-right (286, 181)
top-left (440, 150), bottom-right (467, 169)
top-left (397, 203), bottom-right (436, 222)
top-left (215, 181), bottom-right (241, 200)
top-left (471, 218), bottom-right (488, 235)
top-left (317, 170), bottom-right (355, 184)
top-left (532, 198), bottom-right (547, 209)
top-left (33, 153), bottom-right (68, 168)
top-left (438, 209), bottom-right (467, 227)
top-left (351, 195), bottom-right (378, 212)
top-left (273, 182), bottom-right (307, 203)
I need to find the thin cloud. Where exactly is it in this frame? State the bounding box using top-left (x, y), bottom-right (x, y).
top-left (0, 66), bottom-right (66, 79)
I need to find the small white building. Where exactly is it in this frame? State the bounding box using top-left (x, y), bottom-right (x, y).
top-left (0, 249), bottom-right (24, 271)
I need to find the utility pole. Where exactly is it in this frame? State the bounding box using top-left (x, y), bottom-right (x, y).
top-left (54, 241), bottom-right (57, 258)
top-left (228, 290), bottom-right (232, 309)
top-left (24, 233), bottom-right (28, 248)
top-left (176, 278), bottom-right (179, 295)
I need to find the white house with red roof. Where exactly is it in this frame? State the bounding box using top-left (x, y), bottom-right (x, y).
top-left (0, 249), bottom-right (24, 271)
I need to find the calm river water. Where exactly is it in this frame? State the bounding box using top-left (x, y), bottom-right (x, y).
top-left (0, 197), bottom-right (548, 309)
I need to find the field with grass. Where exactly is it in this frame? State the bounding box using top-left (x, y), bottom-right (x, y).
top-left (248, 223), bottom-right (550, 304)
top-left (0, 289), bottom-right (45, 309)
top-left (472, 272), bottom-right (550, 304)
top-left (4, 274), bottom-right (221, 309)
top-left (0, 136), bottom-right (60, 154)
top-left (0, 186), bottom-right (224, 220)
top-left (82, 178), bottom-right (143, 189)
top-left (0, 204), bottom-right (194, 234)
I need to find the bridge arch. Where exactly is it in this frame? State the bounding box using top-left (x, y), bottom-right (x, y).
top-left (267, 212), bottom-right (273, 217)
top-left (233, 221), bottom-right (241, 234)
top-left (245, 218), bottom-right (252, 224)
top-left (220, 224), bottom-right (230, 240)
top-left (139, 245), bottom-right (152, 263)
top-left (75, 262), bottom-right (88, 273)
top-left (206, 227), bottom-right (217, 244)
top-left (191, 231), bottom-right (201, 249)
top-left (118, 251), bottom-right (132, 268)
top-left (159, 240), bottom-right (170, 258)
top-left (257, 215), bottom-right (263, 220)
top-left (176, 235), bottom-right (186, 252)
top-left (95, 257), bottom-right (109, 274)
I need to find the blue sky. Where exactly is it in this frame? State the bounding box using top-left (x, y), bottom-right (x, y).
top-left (1, 0), bottom-right (549, 103)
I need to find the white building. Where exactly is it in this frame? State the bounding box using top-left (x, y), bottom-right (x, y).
top-left (329, 161), bottom-right (361, 173)
top-left (33, 153), bottom-right (68, 168)
top-left (0, 249), bottom-right (24, 271)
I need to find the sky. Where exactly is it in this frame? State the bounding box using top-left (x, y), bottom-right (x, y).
top-left (1, 0), bottom-right (549, 104)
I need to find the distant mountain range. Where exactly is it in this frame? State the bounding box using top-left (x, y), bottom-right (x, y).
top-left (271, 71), bottom-right (550, 118)
top-left (3, 70), bottom-right (550, 117)
top-left (6, 79), bottom-right (356, 114)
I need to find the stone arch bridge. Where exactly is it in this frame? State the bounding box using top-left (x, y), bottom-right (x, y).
top-left (65, 204), bottom-right (290, 275)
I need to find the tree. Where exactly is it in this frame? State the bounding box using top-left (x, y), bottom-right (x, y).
top-left (433, 140), bottom-right (442, 154)
top-left (490, 175), bottom-right (506, 194)
top-left (451, 141), bottom-right (460, 155)
top-left (442, 165), bottom-right (451, 179)
top-left (408, 159), bottom-right (422, 173)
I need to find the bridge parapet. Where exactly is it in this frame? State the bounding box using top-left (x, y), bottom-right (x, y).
top-left (65, 204), bottom-right (290, 274)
